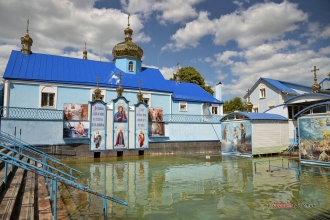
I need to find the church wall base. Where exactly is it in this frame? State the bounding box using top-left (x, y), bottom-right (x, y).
top-left (29, 141), bottom-right (221, 160)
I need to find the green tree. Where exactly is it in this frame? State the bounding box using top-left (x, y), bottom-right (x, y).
top-left (170, 66), bottom-right (214, 95)
top-left (223, 97), bottom-right (247, 114)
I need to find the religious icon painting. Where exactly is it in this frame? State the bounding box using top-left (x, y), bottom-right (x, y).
top-left (149, 122), bottom-right (165, 136)
top-left (89, 100), bottom-right (107, 151)
top-left (91, 129), bottom-right (105, 151)
top-left (64, 103), bottom-right (89, 121)
top-left (63, 121), bottom-right (89, 139)
top-left (148, 107), bottom-right (163, 122)
top-left (112, 96), bottom-right (130, 149)
top-left (135, 103), bottom-right (149, 149)
top-left (114, 124), bottom-right (128, 149)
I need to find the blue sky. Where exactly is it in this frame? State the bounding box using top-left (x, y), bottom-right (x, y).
top-left (0, 0), bottom-right (329, 101)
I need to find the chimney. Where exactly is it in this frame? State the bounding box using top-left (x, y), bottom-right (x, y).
top-left (214, 82), bottom-right (223, 115)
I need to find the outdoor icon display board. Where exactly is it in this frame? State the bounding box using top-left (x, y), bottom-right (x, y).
top-left (135, 103), bottom-right (148, 148)
top-left (63, 103), bottom-right (89, 139)
top-left (90, 100), bottom-right (107, 151)
top-left (113, 97), bottom-right (129, 149)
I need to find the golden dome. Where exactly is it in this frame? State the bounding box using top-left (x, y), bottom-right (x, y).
top-left (112, 14), bottom-right (143, 60)
top-left (21, 20), bottom-right (33, 55)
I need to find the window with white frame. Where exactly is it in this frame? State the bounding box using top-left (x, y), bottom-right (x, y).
top-left (179, 102), bottom-right (187, 111)
top-left (260, 88), bottom-right (266, 98)
top-left (259, 84), bottom-right (266, 99)
top-left (92, 93), bottom-right (104, 101)
top-left (212, 105), bottom-right (218, 115)
top-left (142, 98), bottom-right (149, 105)
top-left (253, 107), bottom-right (258, 113)
top-left (268, 101), bottom-right (275, 109)
top-left (40, 86), bottom-right (57, 108)
top-left (128, 61), bottom-right (134, 72)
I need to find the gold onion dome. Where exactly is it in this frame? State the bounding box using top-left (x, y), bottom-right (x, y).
top-left (21, 19), bottom-right (33, 54)
top-left (112, 14), bottom-right (143, 60)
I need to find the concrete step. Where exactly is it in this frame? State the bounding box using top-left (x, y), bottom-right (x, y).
top-left (0, 157), bottom-right (28, 220)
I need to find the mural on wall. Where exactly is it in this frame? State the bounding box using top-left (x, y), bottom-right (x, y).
top-left (149, 108), bottom-right (163, 121)
top-left (90, 101), bottom-right (107, 151)
top-left (64, 103), bottom-right (88, 120)
top-left (298, 116), bottom-right (330, 163)
top-left (63, 103), bottom-right (89, 139)
top-left (113, 97), bottom-right (129, 149)
top-left (63, 121), bottom-right (89, 138)
top-left (221, 121), bottom-right (252, 154)
top-left (149, 122), bottom-right (165, 136)
top-left (135, 103), bottom-right (149, 148)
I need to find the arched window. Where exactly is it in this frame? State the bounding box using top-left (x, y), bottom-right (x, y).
top-left (128, 61), bottom-right (134, 72)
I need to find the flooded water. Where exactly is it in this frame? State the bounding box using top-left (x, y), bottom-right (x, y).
top-left (61, 155), bottom-right (330, 219)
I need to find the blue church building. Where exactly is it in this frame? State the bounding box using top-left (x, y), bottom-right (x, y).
top-left (1, 19), bottom-right (223, 155)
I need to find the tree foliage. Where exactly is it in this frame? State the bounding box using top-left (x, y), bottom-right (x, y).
top-left (170, 66), bottom-right (214, 95)
top-left (223, 97), bottom-right (247, 114)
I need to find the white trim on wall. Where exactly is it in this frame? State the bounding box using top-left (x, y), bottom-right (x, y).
top-left (179, 101), bottom-right (188, 111)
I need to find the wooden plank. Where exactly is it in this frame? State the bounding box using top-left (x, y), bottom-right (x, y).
top-left (0, 157), bottom-right (27, 220)
top-left (18, 160), bottom-right (37, 220)
top-left (37, 175), bottom-right (52, 220)
top-left (0, 152), bottom-right (20, 192)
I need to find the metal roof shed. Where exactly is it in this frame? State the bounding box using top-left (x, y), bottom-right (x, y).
top-left (220, 111), bottom-right (289, 156)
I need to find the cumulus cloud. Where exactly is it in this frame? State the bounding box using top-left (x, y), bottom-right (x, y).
top-left (159, 66), bottom-right (176, 79)
top-left (121, 0), bottom-right (204, 24)
top-left (162, 11), bottom-right (214, 51)
top-left (0, 0), bottom-right (150, 76)
top-left (163, 1), bottom-right (308, 51)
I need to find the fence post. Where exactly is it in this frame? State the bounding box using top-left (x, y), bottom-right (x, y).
top-left (52, 180), bottom-right (57, 220)
top-left (4, 162), bottom-right (8, 189)
top-left (254, 162), bottom-right (256, 174)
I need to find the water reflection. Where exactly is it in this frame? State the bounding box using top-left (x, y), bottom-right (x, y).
top-left (63, 155), bottom-right (330, 219)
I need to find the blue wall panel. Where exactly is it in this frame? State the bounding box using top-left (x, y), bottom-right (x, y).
top-left (151, 94), bottom-right (171, 114)
top-left (57, 87), bottom-right (90, 110)
top-left (10, 83), bottom-right (39, 108)
top-left (172, 101), bottom-right (201, 115)
top-left (166, 123), bottom-right (221, 141)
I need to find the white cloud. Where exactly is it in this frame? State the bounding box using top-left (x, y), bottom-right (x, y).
top-left (215, 70), bottom-right (228, 80)
top-left (162, 11), bottom-right (214, 51)
top-left (159, 66), bottom-right (176, 79)
top-left (319, 46), bottom-right (330, 55)
top-left (0, 44), bottom-right (21, 78)
top-left (121, 0), bottom-right (204, 24)
top-left (163, 1), bottom-right (308, 51)
top-left (0, 0), bottom-right (150, 76)
top-left (213, 51), bottom-right (241, 66)
top-left (321, 25), bottom-right (330, 39)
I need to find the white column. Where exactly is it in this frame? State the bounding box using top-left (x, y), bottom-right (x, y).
top-left (3, 80), bottom-right (10, 107)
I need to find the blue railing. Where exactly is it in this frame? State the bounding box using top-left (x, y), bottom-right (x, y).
top-left (163, 114), bottom-right (221, 123)
top-left (0, 106), bottom-right (63, 120)
top-left (0, 134), bottom-right (127, 219)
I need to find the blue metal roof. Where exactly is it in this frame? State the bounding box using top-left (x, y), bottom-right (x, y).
top-left (262, 78), bottom-right (297, 93)
top-left (220, 111), bottom-right (288, 121)
top-left (294, 101), bottom-right (330, 118)
top-left (243, 77), bottom-right (311, 98)
top-left (284, 93), bottom-right (330, 103)
top-left (169, 81), bottom-right (222, 104)
top-left (4, 50), bottom-right (222, 104)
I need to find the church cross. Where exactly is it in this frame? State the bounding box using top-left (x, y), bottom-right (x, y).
top-left (26, 19), bottom-right (29, 33)
top-left (128, 13), bottom-right (130, 27)
top-left (118, 72), bottom-right (123, 86)
top-left (95, 75), bottom-right (100, 88)
top-left (311, 66), bottom-right (320, 81)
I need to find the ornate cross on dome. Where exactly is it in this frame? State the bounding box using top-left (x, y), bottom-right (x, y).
top-left (118, 72), bottom-right (123, 87)
top-left (128, 13), bottom-right (130, 27)
top-left (311, 66), bottom-right (320, 81)
top-left (95, 75), bottom-right (100, 88)
top-left (26, 19), bottom-right (29, 33)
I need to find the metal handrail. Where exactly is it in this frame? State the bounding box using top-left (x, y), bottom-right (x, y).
top-left (0, 131), bottom-right (81, 175)
top-left (0, 106), bottom-right (63, 120)
top-left (163, 114), bottom-right (221, 123)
